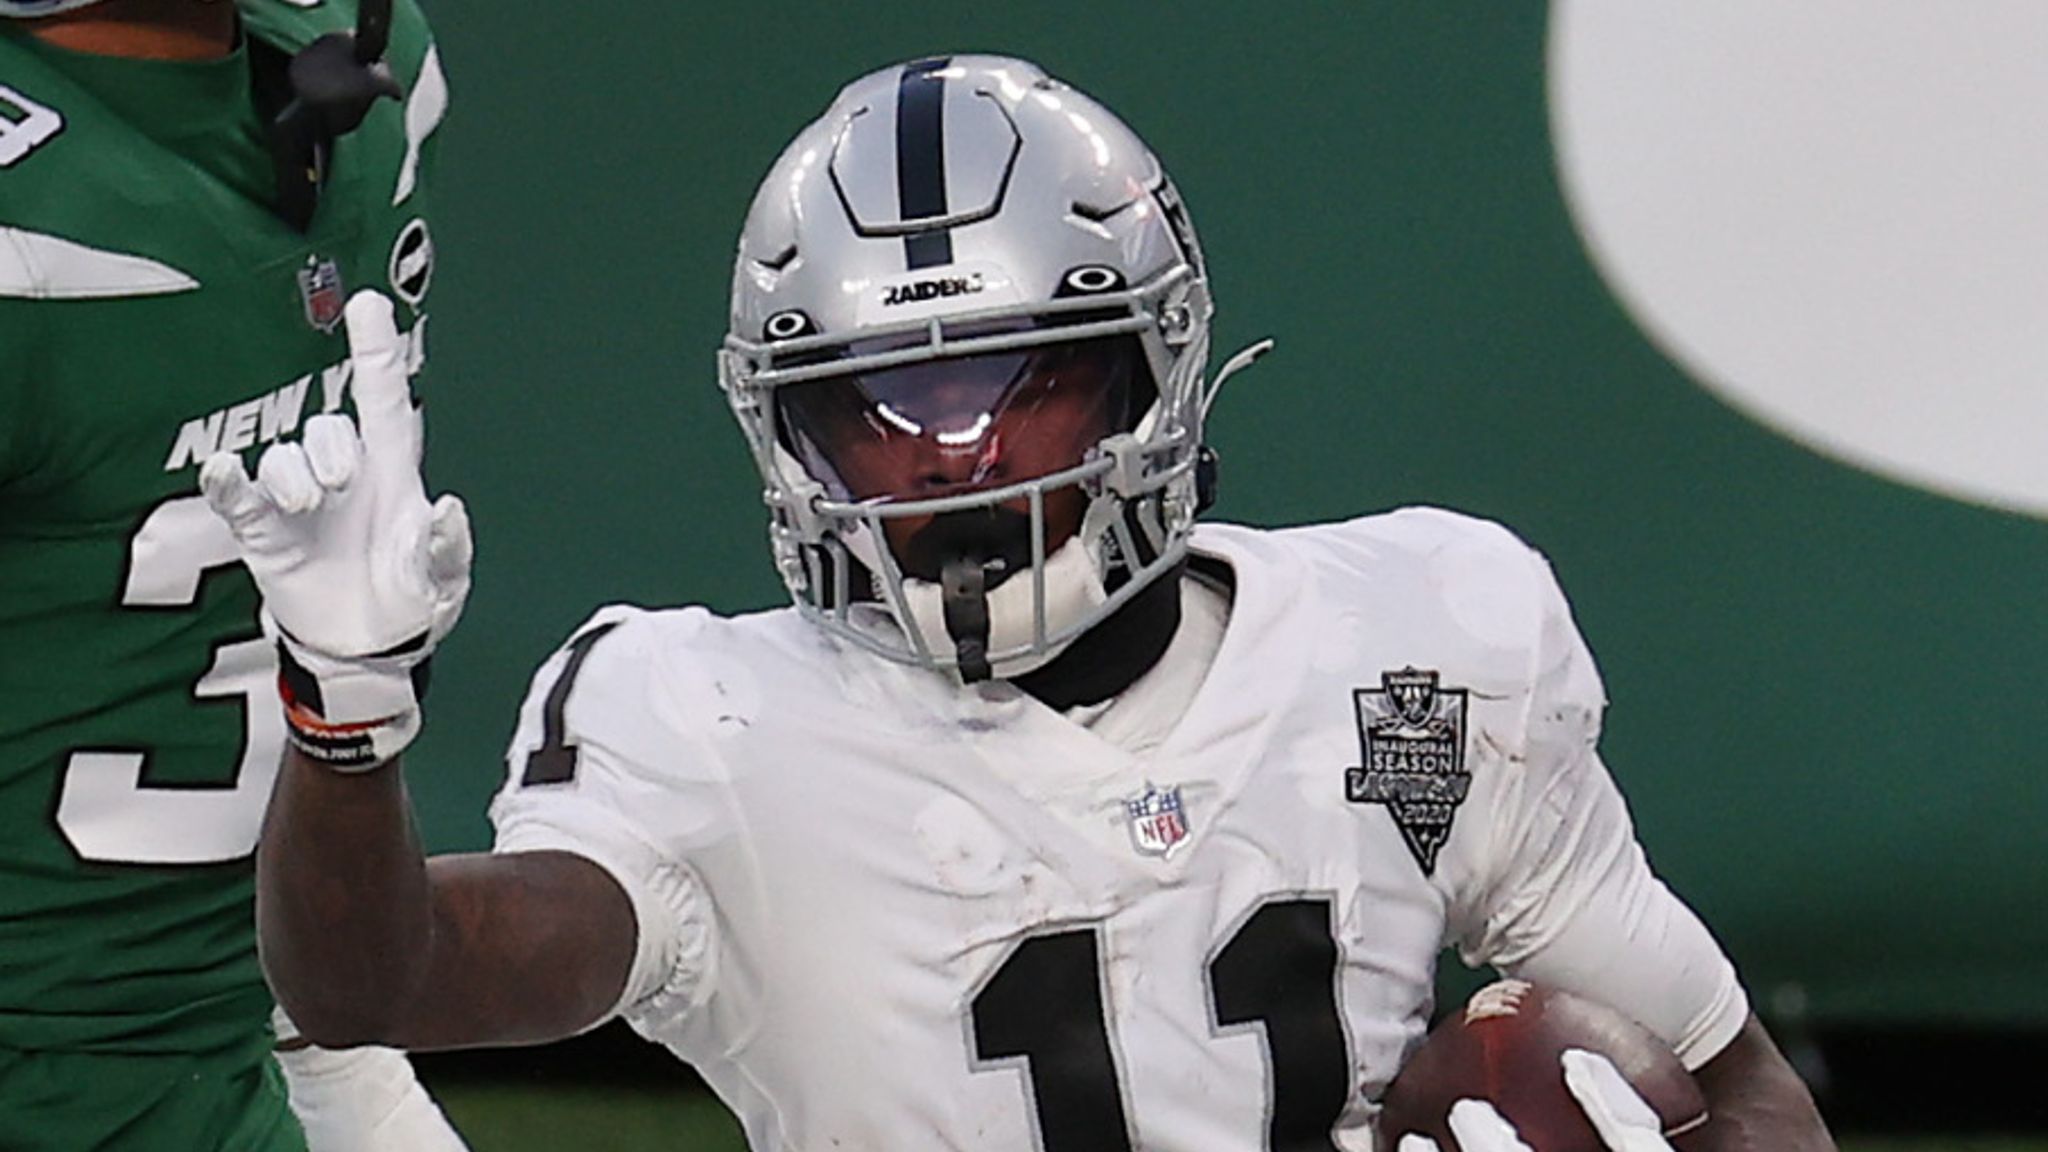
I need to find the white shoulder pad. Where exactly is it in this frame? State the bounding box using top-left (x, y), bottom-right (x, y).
top-left (492, 603), bottom-right (748, 802)
top-left (1279, 507), bottom-right (1591, 693)
top-left (488, 601), bottom-right (831, 852)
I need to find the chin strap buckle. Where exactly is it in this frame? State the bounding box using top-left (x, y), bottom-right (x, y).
top-left (940, 555), bottom-right (995, 684)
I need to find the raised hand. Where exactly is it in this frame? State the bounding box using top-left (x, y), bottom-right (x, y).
top-left (201, 290), bottom-right (471, 769)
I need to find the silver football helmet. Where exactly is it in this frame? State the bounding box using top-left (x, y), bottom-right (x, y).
top-left (720, 55), bottom-right (1258, 682)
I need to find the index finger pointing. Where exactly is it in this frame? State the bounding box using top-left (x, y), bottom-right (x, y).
top-left (342, 289), bottom-right (420, 466)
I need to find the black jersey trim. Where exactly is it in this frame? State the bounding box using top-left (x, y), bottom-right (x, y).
top-left (520, 620), bottom-right (623, 787)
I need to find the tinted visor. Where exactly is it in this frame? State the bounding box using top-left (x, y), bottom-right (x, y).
top-left (777, 334), bottom-right (1151, 504)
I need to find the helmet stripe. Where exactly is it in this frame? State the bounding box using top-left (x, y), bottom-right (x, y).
top-left (895, 57), bottom-right (955, 269)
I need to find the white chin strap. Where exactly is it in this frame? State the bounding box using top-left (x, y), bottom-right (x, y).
top-left (901, 534), bottom-right (1107, 681)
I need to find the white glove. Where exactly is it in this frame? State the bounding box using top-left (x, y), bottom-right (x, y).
top-left (1562, 1049), bottom-right (1679, 1152)
top-left (1396, 1099), bottom-right (1534, 1152)
top-left (201, 290), bottom-right (471, 770)
top-left (1389, 1052), bottom-right (1674, 1152)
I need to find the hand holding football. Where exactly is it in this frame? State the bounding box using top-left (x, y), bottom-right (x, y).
top-left (1377, 980), bottom-right (1709, 1151)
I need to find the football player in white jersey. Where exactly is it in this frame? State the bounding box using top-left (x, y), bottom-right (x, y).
top-left (204, 55), bottom-right (1835, 1151)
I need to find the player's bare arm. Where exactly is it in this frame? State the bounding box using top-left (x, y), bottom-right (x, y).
top-left (205, 289), bottom-right (635, 1049)
top-left (1689, 1013), bottom-right (1833, 1152)
top-left (259, 748), bottom-right (636, 1049)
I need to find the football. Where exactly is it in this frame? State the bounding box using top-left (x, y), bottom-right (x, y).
top-left (1377, 980), bottom-right (1710, 1151)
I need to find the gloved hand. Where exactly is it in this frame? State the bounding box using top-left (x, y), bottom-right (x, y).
top-left (1560, 1049), bottom-right (1680, 1152)
top-left (1392, 1050), bottom-right (1675, 1152)
top-left (200, 290), bottom-right (471, 770)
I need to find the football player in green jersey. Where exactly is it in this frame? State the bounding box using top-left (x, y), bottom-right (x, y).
top-left (0, 0), bottom-right (467, 1148)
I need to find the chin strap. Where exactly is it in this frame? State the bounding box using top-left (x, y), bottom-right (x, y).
top-left (940, 555), bottom-right (995, 684)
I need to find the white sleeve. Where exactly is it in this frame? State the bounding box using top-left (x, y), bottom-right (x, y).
top-left (1456, 558), bottom-right (1749, 1071)
top-left (492, 784), bottom-right (715, 1035)
top-left (487, 608), bottom-right (719, 1036)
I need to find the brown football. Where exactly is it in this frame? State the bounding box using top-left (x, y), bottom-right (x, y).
top-left (1377, 980), bottom-right (1710, 1151)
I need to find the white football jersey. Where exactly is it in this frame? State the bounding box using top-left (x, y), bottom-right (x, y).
top-left (490, 508), bottom-right (1748, 1152)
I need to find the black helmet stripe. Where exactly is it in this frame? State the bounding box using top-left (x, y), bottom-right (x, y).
top-left (896, 57), bottom-right (955, 269)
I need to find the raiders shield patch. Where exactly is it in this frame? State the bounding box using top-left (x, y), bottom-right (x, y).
top-left (1345, 667), bottom-right (1471, 874)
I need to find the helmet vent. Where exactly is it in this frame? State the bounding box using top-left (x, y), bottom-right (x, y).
top-left (1069, 199), bottom-right (1127, 224)
top-left (756, 245), bottom-right (799, 273)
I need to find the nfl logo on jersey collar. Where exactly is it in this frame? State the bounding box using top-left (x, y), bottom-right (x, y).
top-left (1123, 783), bottom-right (1190, 858)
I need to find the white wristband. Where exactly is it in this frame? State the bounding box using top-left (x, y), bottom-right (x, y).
top-left (278, 638), bottom-right (428, 770)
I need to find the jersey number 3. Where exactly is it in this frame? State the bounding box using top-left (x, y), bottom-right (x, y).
top-left (55, 499), bottom-right (282, 865)
top-left (972, 898), bottom-right (1352, 1152)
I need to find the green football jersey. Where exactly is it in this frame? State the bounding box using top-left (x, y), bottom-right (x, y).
top-left (0, 0), bottom-right (444, 1097)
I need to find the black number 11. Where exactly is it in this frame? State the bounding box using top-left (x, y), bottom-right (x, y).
top-left (969, 897), bottom-right (1350, 1152)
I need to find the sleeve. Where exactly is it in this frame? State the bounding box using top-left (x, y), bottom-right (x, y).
top-left (1452, 554), bottom-right (1750, 1071)
top-left (487, 607), bottom-right (720, 1038)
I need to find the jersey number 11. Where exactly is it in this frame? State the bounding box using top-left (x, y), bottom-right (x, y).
top-left (972, 897), bottom-right (1352, 1152)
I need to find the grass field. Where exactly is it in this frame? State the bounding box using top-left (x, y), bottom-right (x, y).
top-left (431, 1082), bottom-right (2048, 1151)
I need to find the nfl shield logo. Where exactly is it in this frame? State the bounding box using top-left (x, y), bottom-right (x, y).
top-left (1124, 784), bottom-right (1191, 858)
top-left (298, 257), bottom-right (346, 333)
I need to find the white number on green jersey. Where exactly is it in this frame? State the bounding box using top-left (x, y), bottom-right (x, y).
top-left (55, 498), bottom-right (282, 865)
top-left (0, 84), bottom-right (62, 168)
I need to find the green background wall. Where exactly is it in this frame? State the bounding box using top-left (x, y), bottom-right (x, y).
top-left (402, 2), bottom-right (2048, 1027)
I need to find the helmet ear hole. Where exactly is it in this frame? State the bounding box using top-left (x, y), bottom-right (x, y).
top-left (764, 310), bottom-right (817, 341)
top-left (1057, 265), bottom-right (1127, 297)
